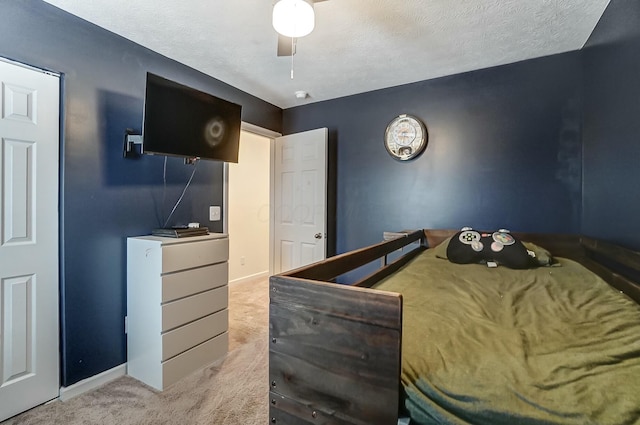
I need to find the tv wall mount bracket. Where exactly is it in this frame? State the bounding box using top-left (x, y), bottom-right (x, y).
top-left (122, 128), bottom-right (198, 165)
top-left (123, 128), bottom-right (142, 159)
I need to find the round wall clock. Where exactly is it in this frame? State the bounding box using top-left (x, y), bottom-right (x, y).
top-left (383, 114), bottom-right (428, 161)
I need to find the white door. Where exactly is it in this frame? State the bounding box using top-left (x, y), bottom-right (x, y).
top-left (0, 59), bottom-right (60, 421)
top-left (273, 128), bottom-right (327, 274)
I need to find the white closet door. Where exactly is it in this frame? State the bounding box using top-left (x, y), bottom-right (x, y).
top-left (0, 58), bottom-right (60, 421)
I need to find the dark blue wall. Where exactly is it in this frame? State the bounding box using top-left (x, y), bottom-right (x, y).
top-left (582, 0), bottom-right (640, 250)
top-left (0, 1), bottom-right (281, 386)
top-left (284, 54), bottom-right (583, 255)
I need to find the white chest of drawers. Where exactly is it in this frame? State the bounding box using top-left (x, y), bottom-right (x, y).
top-left (126, 233), bottom-right (229, 390)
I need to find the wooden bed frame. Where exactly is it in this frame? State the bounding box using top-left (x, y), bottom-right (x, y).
top-left (268, 229), bottom-right (640, 425)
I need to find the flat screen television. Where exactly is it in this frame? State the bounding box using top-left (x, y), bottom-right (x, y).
top-left (142, 73), bottom-right (242, 163)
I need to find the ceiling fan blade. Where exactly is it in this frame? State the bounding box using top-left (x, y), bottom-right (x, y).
top-left (277, 34), bottom-right (295, 57)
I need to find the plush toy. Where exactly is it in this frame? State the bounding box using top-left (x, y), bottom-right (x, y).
top-left (446, 227), bottom-right (533, 269)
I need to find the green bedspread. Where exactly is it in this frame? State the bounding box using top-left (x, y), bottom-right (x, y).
top-left (374, 249), bottom-right (640, 425)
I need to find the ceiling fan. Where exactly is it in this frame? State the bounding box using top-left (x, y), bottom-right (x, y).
top-left (274, 0), bottom-right (329, 57)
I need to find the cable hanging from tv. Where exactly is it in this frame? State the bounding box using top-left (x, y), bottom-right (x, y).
top-left (161, 155), bottom-right (199, 229)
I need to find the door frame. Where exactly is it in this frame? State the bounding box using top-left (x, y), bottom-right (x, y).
top-left (225, 123), bottom-right (331, 277)
top-left (224, 122), bottom-right (281, 276)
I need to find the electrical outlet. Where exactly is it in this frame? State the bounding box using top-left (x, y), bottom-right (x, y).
top-left (240, 256), bottom-right (245, 266)
top-left (209, 206), bottom-right (221, 221)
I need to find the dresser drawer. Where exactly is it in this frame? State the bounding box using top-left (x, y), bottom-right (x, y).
top-left (162, 285), bottom-right (228, 332)
top-left (162, 332), bottom-right (229, 388)
top-left (161, 237), bottom-right (229, 273)
top-left (162, 309), bottom-right (228, 361)
top-left (162, 262), bottom-right (228, 303)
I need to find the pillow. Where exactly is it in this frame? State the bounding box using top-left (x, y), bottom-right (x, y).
top-left (446, 228), bottom-right (533, 269)
top-left (522, 241), bottom-right (556, 266)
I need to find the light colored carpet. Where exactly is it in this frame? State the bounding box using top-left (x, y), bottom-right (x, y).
top-left (3, 277), bottom-right (269, 425)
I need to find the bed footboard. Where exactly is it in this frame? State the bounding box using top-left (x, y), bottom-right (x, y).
top-left (269, 276), bottom-right (402, 425)
top-left (269, 230), bottom-right (426, 425)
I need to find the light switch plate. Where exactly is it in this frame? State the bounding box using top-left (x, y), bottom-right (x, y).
top-left (209, 206), bottom-right (221, 221)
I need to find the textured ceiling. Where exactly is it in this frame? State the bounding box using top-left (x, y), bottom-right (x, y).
top-left (42, 0), bottom-right (610, 109)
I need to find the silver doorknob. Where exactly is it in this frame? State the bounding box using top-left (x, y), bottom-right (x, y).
top-left (314, 233), bottom-right (322, 239)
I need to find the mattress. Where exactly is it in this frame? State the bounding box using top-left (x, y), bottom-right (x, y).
top-left (374, 249), bottom-right (640, 425)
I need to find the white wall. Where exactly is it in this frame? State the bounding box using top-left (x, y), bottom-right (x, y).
top-left (228, 131), bottom-right (271, 283)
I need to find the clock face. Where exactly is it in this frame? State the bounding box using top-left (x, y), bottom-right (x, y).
top-left (384, 114), bottom-right (427, 161)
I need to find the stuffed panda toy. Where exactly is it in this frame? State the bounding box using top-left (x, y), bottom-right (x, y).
top-left (446, 227), bottom-right (533, 269)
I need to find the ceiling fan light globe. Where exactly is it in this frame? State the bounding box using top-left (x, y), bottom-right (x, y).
top-left (273, 0), bottom-right (315, 38)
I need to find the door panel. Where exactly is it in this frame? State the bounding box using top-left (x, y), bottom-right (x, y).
top-left (2, 274), bottom-right (34, 384)
top-left (279, 240), bottom-right (294, 273)
top-left (0, 58), bottom-right (59, 422)
top-left (2, 139), bottom-right (35, 244)
top-left (273, 128), bottom-right (327, 274)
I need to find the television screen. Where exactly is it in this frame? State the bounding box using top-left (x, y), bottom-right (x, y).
top-left (142, 73), bottom-right (242, 163)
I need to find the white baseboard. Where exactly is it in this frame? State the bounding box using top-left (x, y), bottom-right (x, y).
top-left (59, 363), bottom-right (127, 402)
top-left (229, 271), bottom-right (269, 285)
